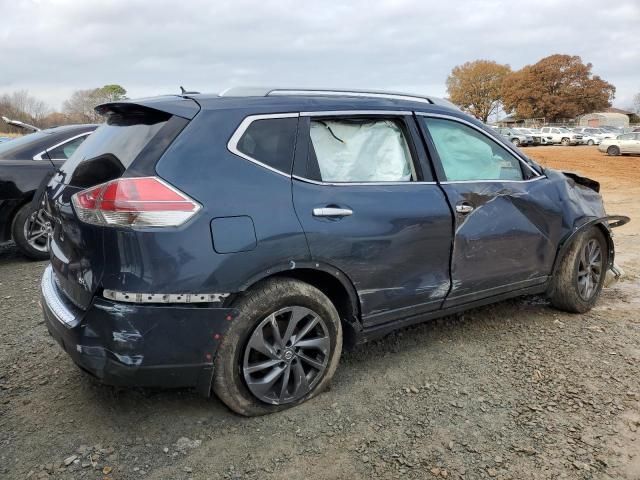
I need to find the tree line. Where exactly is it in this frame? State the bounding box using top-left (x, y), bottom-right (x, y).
top-left (0, 84), bottom-right (127, 133)
top-left (446, 54), bottom-right (638, 123)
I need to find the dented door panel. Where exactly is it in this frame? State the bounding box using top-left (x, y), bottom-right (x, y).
top-left (441, 169), bottom-right (608, 306)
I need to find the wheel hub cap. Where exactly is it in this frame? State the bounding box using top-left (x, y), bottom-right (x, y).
top-left (577, 239), bottom-right (602, 301)
top-left (242, 306), bottom-right (330, 405)
top-left (23, 208), bottom-right (50, 253)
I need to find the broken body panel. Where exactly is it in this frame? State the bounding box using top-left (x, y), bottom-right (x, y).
top-left (41, 94), bottom-right (628, 394)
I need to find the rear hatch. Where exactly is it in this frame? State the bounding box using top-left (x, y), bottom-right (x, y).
top-left (45, 98), bottom-right (198, 310)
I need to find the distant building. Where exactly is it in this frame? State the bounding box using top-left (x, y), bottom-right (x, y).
top-left (578, 112), bottom-right (629, 128)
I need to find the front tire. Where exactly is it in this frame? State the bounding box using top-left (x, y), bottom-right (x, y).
top-left (511, 138), bottom-right (520, 147)
top-left (607, 145), bottom-right (620, 156)
top-left (561, 137), bottom-right (570, 146)
top-left (11, 202), bottom-right (50, 260)
top-left (550, 227), bottom-right (608, 313)
top-left (587, 139), bottom-right (595, 146)
top-left (213, 278), bottom-right (342, 416)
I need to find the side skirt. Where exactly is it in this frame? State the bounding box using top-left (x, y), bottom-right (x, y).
top-left (356, 281), bottom-right (550, 344)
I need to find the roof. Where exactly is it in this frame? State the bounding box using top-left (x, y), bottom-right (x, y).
top-left (606, 107), bottom-right (633, 115)
top-left (104, 88), bottom-right (464, 122)
top-left (581, 112), bottom-right (629, 120)
top-left (217, 87), bottom-right (458, 109)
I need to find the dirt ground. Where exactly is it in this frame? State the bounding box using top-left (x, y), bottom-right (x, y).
top-left (1, 146), bottom-right (639, 480)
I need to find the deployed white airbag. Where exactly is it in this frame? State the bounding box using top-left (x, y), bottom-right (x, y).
top-left (310, 119), bottom-right (413, 182)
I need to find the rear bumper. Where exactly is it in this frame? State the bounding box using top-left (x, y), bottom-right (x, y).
top-left (41, 265), bottom-right (238, 395)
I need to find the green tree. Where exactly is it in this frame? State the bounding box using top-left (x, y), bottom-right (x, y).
top-left (99, 84), bottom-right (127, 102)
top-left (446, 60), bottom-right (511, 123)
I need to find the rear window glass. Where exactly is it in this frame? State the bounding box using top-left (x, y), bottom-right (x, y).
top-left (0, 131), bottom-right (48, 157)
top-left (236, 117), bottom-right (298, 174)
top-left (59, 111), bottom-right (170, 182)
top-left (47, 135), bottom-right (89, 160)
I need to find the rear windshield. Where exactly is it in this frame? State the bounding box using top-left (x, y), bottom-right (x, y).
top-left (59, 110), bottom-right (170, 184)
top-left (0, 131), bottom-right (49, 157)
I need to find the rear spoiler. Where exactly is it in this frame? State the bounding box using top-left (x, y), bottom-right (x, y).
top-left (1, 116), bottom-right (40, 132)
top-left (95, 96), bottom-right (200, 120)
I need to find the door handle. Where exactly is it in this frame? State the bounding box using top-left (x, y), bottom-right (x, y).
top-left (313, 207), bottom-right (353, 217)
top-left (455, 203), bottom-right (474, 214)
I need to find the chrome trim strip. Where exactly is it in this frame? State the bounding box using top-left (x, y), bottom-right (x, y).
top-left (103, 289), bottom-right (230, 304)
top-left (41, 265), bottom-right (80, 328)
top-left (270, 90), bottom-right (433, 104)
top-left (227, 113), bottom-right (299, 178)
top-left (33, 132), bottom-right (91, 161)
top-left (292, 175), bottom-right (437, 186)
top-left (301, 110), bottom-right (411, 117)
top-left (439, 176), bottom-right (546, 185)
top-left (415, 112), bottom-right (543, 178)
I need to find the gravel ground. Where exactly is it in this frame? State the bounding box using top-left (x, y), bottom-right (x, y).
top-left (1, 146), bottom-right (639, 480)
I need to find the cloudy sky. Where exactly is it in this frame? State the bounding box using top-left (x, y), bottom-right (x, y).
top-left (1, 0), bottom-right (638, 111)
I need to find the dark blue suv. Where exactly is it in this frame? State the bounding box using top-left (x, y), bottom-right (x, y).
top-left (41, 88), bottom-right (628, 415)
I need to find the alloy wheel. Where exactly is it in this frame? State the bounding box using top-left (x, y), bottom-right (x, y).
top-left (22, 208), bottom-right (50, 253)
top-left (577, 239), bottom-right (602, 301)
top-left (242, 306), bottom-right (330, 405)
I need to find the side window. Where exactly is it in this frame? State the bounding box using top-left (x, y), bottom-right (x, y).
top-left (422, 118), bottom-right (524, 182)
top-left (46, 135), bottom-right (88, 160)
top-left (235, 117), bottom-right (297, 174)
top-left (308, 118), bottom-right (415, 182)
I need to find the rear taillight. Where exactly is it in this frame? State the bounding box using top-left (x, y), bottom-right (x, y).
top-left (71, 176), bottom-right (200, 228)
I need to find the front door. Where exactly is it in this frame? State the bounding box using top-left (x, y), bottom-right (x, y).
top-left (418, 115), bottom-right (561, 307)
top-left (292, 112), bottom-right (452, 326)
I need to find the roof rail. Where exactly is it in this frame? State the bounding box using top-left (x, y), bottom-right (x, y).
top-left (218, 87), bottom-right (459, 110)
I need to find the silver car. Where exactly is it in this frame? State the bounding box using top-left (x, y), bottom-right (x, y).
top-left (598, 133), bottom-right (640, 155)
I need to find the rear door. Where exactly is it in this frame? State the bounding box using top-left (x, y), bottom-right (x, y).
top-left (617, 133), bottom-right (639, 153)
top-left (292, 111), bottom-right (452, 326)
top-left (418, 114), bottom-right (561, 307)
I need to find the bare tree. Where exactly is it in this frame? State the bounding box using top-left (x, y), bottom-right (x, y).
top-left (63, 85), bottom-right (127, 123)
top-left (0, 90), bottom-right (51, 131)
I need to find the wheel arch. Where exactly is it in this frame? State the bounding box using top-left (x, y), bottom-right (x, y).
top-left (550, 216), bottom-right (629, 279)
top-left (230, 262), bottom-right (363, 348)
top-left (2, 191), bottom-right (36, 242)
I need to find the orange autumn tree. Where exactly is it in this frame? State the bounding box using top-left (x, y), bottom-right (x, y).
top-left (446, 60), bottom-right (511, 122)
top-left (501, 54), bottom-right (615, 122)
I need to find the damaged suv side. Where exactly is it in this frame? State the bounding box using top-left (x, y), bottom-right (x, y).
top-left (41, 88), bottom-right (629, 416)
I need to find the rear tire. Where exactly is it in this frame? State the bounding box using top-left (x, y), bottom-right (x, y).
top-left (11, 202), bottom-right (50, 260)
top-left (213, 278), bottom-right (342, 416)
top-left (587, 139), bottom-right (595, 146)
top-left (550, 227), bottom-right (608, 313)
top-left (607, 145), bottom-right (620, 156)
top-left (561, 137), bottom-right (570, 146)
top-left (511, 138), bottom-right (520, 147)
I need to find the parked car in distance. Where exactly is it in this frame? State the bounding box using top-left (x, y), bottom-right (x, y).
top-left (42, 88), bottom-right (628, 416)
top-left (513, 127), bottom-right (543, 145)
top-left (572, 129), bottom-right (601, 146)
top-left (632, 127), bottom-right (640, 133)
top-left (540, 127), bottom-right (584, 145)
top-left (494, 127), bottom-right (533, 147)
top-left (0, 124), bottom-right (96, 259)
top-left (573, 127), bottom-right (615, 142)
top-left (598, 132), bottom-right (640, 156)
